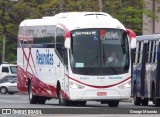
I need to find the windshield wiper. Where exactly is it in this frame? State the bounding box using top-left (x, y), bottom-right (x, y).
top-left (106, 63), bottom-right (119, 74)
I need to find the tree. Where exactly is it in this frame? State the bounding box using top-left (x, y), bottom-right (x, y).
top-left (103, 0), bottom-right (144, 35)
top-left (0, 0), bottom-right (160, 63)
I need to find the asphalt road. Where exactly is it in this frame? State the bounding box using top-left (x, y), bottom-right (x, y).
top-left (0, 94), bottom-right (160, 117)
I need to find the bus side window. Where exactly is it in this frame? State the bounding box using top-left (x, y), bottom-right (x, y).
top-left (33, 26), bottom-right (56, 45)
top-left (135, 42), bottom-right (139, 63)
top-left (152, 41), bottom-right (156, 63)
top-left (146, 42), bottom-right (149, 63)
top-left (56, 27), bottom-right (68, 65)
top-left (157, 42), bottom-right (160, 62)
top-left (146, 40), bottom-right (157, 63)
top-left (147, 40), bottom-right (156, 63)
top-left (149, 41), bottom-right (154, 63)
top-left (135, 41), bottom-right (143, 64)
top-left (64, 49), bottom-right (68, 65)
top-left (135, 42), bottom-right (137, 63)
top-left (140, 42), bottom-right (144, 63)
top-left (2, 67), bottom-right (9, 73)
top-left (155, 41), bottom-right (158, 63)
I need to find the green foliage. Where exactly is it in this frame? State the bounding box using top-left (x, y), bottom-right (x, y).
top-left (0, 0), bottom-right (159, 63)
top-left (0, 36), bottom-right (3, 61)
top-left (103, 0), bottom-right (144, 35)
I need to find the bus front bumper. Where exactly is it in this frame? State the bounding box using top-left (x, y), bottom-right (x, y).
top-left (69, 88), bottom-right (130, 101)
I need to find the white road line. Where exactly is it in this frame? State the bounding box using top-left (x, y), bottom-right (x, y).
top-left (0, 99), bottom-right (16, 103)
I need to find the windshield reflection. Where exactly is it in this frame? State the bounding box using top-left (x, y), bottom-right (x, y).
top-left (70, 28), bottom-right (129, 75)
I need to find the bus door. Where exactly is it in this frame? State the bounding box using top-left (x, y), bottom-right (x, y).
top-left (56, 27), bottom-right (68, 92)
top-left (55, 48), bottom-right (68, 93)
top-left (63, 49), bottom-right (69, 94)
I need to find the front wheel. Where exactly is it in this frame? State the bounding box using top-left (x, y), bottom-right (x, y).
top-left (155, 99), bottom-right (160, 107)
top-left (134, 84), bottom-right (141, 105)
top-left (37, 96), bottom-right (46, 104)
top-left (28, 83), bottom-right (38, 104)
top-left (142, 98), bottom-right (148, 106)
top-left (58, 87), bottom-right (69, 106)
top-left (152, 86), bottom-right (160, 107)
top-left (0, 87), bottom-right (8, 94)
top-left (72, 101), bottom-right (87, 106)
top-left (108, 101), bottom-right (119, 107)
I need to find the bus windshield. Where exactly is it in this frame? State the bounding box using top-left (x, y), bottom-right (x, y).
top-left (70, 28), bottom-right (129, 75)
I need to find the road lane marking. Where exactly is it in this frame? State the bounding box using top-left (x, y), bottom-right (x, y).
top-left (0, 99), bottom-right (16, 103)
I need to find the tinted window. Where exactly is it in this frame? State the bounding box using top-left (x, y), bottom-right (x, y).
top-left (2, 67), bottom-right (9, 73)
top-left (10, 66), bottom-right (17, 74)
top-left (56, 27), bottom-right (68, 65)
top-left (18, 25), bottom-right (56, 48)
top-left (70, 28), bottom-right (129, 75)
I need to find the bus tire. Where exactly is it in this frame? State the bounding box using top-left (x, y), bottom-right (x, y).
top-left (78, 101), bottom-right (87, 106)
top-left (58, 87), bottom-right (69, 106)
top-left (152, 85), bottom-right (160, 107)
top-left (28, 83), bottom-right (38, 104)
top-left (37, 96), bottom-right (46, 104)
top-left (73, 101), bottom-right (87, 106)
top-left (108, 100), bottom-right (119, 107)
top-left (134, 84), bottom-right (141, 105)
top-left (151, 83), bottom-right (155, 104)
top-left (155, 99), bottom-right (160, 107)
top-left (142, 98), bottom-right (148, 106)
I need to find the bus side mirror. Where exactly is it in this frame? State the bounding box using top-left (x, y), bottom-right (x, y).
top-left (65, 37), bottom-right (71, 49)
top-left (64, 30), bottom-right (71, 49)
top-left (126, 29), bottom-right (137, 49)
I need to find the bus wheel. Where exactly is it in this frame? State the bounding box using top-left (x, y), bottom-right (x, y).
top-left (78, 101), bottom-right (86, 106)
top-left (152, 86), bottom-right (160, 107)
top-left (58, 87), bottom-right (69, 106)
top-left (28, 83), bottom-right (38, 104)
top-left (37, 96), bottom-right (46, 104)
top-left (108, 101), bottom-right (119, 107)
top-left (142, 98), bottom-right (148, 106)
top-left (134, 85), bottom-right (141, 105)
top-left (155, 99), bottom-right (160, 107)
top-left (73, 101), bottom-right (87, 106)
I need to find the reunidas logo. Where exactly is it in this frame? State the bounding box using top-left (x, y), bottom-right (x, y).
top-left (36, 49), bottom-right (54, 65)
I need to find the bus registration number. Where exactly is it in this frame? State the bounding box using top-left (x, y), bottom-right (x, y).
top-left (97, 92), bottom-right (107, 96)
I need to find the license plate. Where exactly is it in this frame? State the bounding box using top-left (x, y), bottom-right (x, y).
top-left (97, 92), bottom-right (107, 96)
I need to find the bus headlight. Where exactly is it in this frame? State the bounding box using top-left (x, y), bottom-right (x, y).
top-left (70, 82), bottom-right (85, 89)
top-left (118, 81), bottom-right (131, 89)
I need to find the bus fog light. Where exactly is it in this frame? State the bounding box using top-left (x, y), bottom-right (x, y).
top-left (70, 82), bottom-right (85, 89)
top-left (118, 81), bottom-right (131, 89)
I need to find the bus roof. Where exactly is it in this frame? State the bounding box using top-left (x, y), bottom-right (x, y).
top-left (19, 12), bottom-right (125, 31)
top-left (136, 34), bottom-right (160, 41)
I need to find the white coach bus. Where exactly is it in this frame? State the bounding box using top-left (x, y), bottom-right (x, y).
top-left (17, 12), bottom-right (136, 107)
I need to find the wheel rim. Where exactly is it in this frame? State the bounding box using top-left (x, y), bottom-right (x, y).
top-left (59, 89), bottom-right (63, 103)
top-left (1, 87), bottom-right (7, 94)
top-left (134, 85), bottom-right (138, 104)
top-left (134, 92), bottom-right (137, 102)
top-left (29, 84), bottom-right (32, 100)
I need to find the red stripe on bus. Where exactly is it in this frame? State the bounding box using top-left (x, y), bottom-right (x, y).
top-left (66, 74), bottom-right (131, 88)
